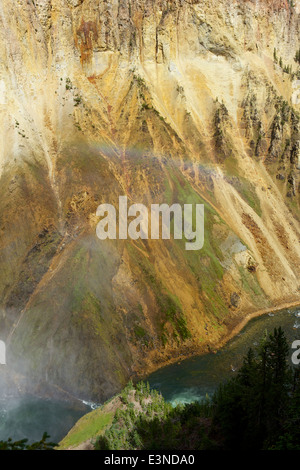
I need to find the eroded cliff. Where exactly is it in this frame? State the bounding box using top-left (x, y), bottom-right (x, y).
top-left (0, 0), bottom-right (299, 401)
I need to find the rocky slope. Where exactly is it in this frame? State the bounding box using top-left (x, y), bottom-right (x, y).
top-left (0, 0), bottom-right (299, 401)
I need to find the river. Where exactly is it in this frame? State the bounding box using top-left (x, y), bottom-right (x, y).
top-left (0, 306), bottom-right (299, 444)
top-left (148, 306), bottom-right (300, 404)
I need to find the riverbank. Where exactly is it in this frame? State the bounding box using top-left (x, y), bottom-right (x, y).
top-left (146, 302), bottom-right (300, 405)
top-left (136, 297), bottom-right (300, 381)
top-left (59, 305), bottom-right (300, 449)
top-left (2, 301), bottom-right (300, 446)
top-left (216, 298), bottom-right (300, 351)
top-left (2, 299), bottom-right (300, 404)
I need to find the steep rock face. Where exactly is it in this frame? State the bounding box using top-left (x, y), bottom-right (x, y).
top-left (0, 0), bottom-right (299, 401)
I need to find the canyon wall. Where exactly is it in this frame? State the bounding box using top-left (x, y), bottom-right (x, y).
top-left (0, 0), bottom-right (299, 401)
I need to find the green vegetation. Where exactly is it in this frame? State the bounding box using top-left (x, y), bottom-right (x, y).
top-left (4, 329), bottom-right (299, 451)
top-left (65, 77), bottom-right (73, 90)
top-left (214, 102), bottom-right (229, 151)
top-left (237, 265), bottom-right (266, 304)
top-left (134, 325), bottom-right (147, 340)
top-left (58, 408), bottom-right (114, 450)
top-left (127, 242), bottom-right (192, 344)
top-left (283, 64), bottom-right (292, 75)
top-left (224, 167), bottom-right (262, 217)
top-left (74, 94), bottom-right (82, 107)
top-left (273, 49), bottom-right (293, 77)
top-left (167, 171), bottom-right (228, 320)
top-left (0, 433), bottom-right (56, 450)
top-left (74, 122), bottom-right (82, 131)
top-left (279, 57), bottom-right (283, 68)
top-left (126, 166), bottom-right (232, 332)
top-left (94, 328), bottom-right (300, 450)
top-left (133, 75), bottom-right (146, 88)
top-left (95, 381), bottom-right (176, 450)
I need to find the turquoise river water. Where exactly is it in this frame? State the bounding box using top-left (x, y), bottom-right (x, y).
top-left (0, 306), bottom-right (299, 444)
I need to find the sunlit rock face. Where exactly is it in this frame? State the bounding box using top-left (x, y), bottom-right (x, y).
top-left (0, 0), bottom-right (299, 401)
